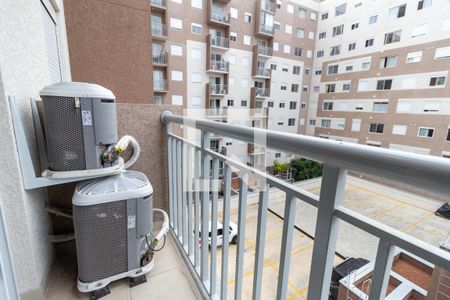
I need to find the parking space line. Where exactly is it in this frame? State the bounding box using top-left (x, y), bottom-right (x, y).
top-left (370, 202), bottom-right (404, 219)
top-left (401, 212), bottom-right (434, 233)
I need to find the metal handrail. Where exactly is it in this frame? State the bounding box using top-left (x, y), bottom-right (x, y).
top-left (211, 12), bottom-right (230, 24)
top-left (161, 112), bottom-right (450, 300)
top-left (261, 0), bottom-right (277, 13)
top-left (209, 60), bottom-right (229, 72)
top-left (259, 23), bottom-right (274, 34)
top-left (209, 84), bottom-right (228, 95)
top-left (152, 51), bottom-right (168, 64)
top-left (153, 79), bottom-right (168, 91)
top-left (150, 0), bottom-right (166, 8)
top-left (255, 68), bottom-right (271, 77)
top-left (255, 87), bottom-right (270, 97)
top-left (257, 45), bottom-right (273, 56)
top-left (210, 36), bottom-right (229, 48)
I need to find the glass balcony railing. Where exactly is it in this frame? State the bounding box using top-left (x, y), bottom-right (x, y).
top-left (255, 68), bottom-right (271, 77)
top-left (255, 87), bottom-right (270, 97)
top-left (150, 0), bottom-right (166, 8)
top-left (257, 45), bottom-right (273, 56)
top-left (259, 23), bottom-right (274, 35)
top-left (151, 23), bottom-right (168, 38)
top-left (209, 84), bottom-right (228, 95)
top-left (211, 12), bottom-right (231, 24)
top-left (261, 0), bottom-right (277, 13)
top-left (209, 60), bottom-right (229, 72)
top-left (153, 79), bottom-right (168, 91)
top-left (210, 36), bottom-right (229, 49)
top-left (152, 51), bottom-right (168, 65)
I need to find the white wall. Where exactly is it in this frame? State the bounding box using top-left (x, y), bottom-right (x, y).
top-left (0, 0), bottom-right (70, 297)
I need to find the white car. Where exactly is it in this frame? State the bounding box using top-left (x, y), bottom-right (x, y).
top-left (198, 221), bottom-right (238, 247)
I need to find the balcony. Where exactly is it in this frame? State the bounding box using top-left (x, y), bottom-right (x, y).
top-left (254, 67), bottom-right (271, 78)
top-left (207, 106), bottom-right (227, 118)
top-left (209, 11), bottom-right (231, 27)
top-left (209, 35), bottom-right (229, 50)
top-left (152, 51), bottom-right (168, 66)
top-left (255, 87), bottom-right (270, 97)
top-left (151, 23), bottom-right (168, 40)
top-left (160, 112), bottom-right (450, 300)
top-left (209, 83), bottom-right (228, 96)
top-left (256, 23), bottom-right (274, 37)
top-left (260, 0), bottom-right (277, 13)
top-left (153, 79), bottom-right (168, 92)
top-left (150, 0), bottom-right (166, 11)
top-left (207, 60), bottom-right (229, 73)
top-left (255, 45), bottom-right (273, 57)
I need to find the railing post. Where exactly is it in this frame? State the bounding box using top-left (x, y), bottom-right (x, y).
top-left (200, 130), bottom-right (211, 285)
top-left (166, 122), bottom-right (174, 229)
top-left (187, 146), bottom-right (194, 259)
top-left (172, 138), bottom-right (178, 233)
top-left (369, 240), bottom-right (395, 299)
top-left (276, 193), bottom-right (296, 300)
top-left (307, 165), bottom-right (347, 300)
top-left (253, 185), bottom-right (269, 300)
top-left (220, 163), bottom-right (232, 300)
top-left (210, 158), bottom-right (220, 297)
top-left (176, 140), bottom-right (183, 242)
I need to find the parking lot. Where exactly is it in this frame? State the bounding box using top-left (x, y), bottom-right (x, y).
top-left (213, 176), bottom-right (449, 299)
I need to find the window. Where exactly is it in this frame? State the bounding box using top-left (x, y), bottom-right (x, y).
top-left (392, 125), bottom-right (407, 135)
top-left (283, 44), bottom-right (291, 54)
top-left (191, 23), bottom-right (202, 34)
top-left (423, 101), bottom-right (440, 112)
top-left (172, 95), bottom-right (183, 106)
top-left (154, 95), bottom-right (164, 105)
top-left (290, 102), bottom-right (297, 109)
top-left (354, 2), bottom-right (362, 8)
top-left (172, 44), bottom-right (184, 56)
top-left (411, 24), bottom-right (428, 37)
top-left (435, 46), bottom-right (450, 59)
top-left (288, 118), bottom-right (296, 126)
top-left (282, 66), bottom-right (288, 72)
top-left (384, 30), bottom-right (401, 44)
top-left (373, 102), bottom-right (388, 112)
top-left (307, 50), bottom-right (313, 58)
top-left (301, 103), bottom-right (306, 109)
top-left (241, 98), bottom-right (247, 106)
top-left (406, 51), bottom-right (423, 63)
top-left (351, 22), bottom-right (359, 30)
top-left (303, 85), bottom-right (308, 92)
top-left (285, 24), bottom-right (292, 34)
top-left (325, 84), bottom-right (336, 93)
top-left (294, 47), bottom-right (302, 57)
top-left (447, 128), bottom-right (450, 141)
top-left (274, 22), bottom-right (281, 31)
top-left (315, 69), bottom-right (322, 75)
top-left (348, 42), bottom-right (356, 51)
top-left (296, 28), bottom-right (305, 38)
top-left (268, 101), bottom-right (274, 108)
top-left (369, 15), bottom-right (378, 24)
top-left (362, 61), bottom-right (370, 71)
top-left (319, 32), bottom-right (326, 39)
top-left (286, 4), bottom-right (294, 13)
top-left (269, 64), bottom-right (276, 71)
top-left (308, 32), bottom-right (314, 40)
top-left (323, 102), bottom-right (333, 111)
top-left (171, 70), bottom-right (183, 81)
top-left (279, 102), bottom-right (285, 108)
top-left (317, 50), bottom-right (324, 58)
top-left (388, 4), bottom-right (406, 20)
top-left (369, 123), bottom-right (384, 134)
top-left (351, 119), bottom-right (361, 132)
top-left (291, 84), bottom-right (299, 92)
top-left (321, 119), bottom-right (331, 128)
top-left (275, 153), bottom-right (281, 158)
top-left (343, 83), bottom-right (351, 91)
top-left (376, 79), bottom-right (393, 90)
top-left (345, 65), bottom-right (353, 71)
top-left (321, 13), bottom-right (328, 20)
top-left (380, 56), bottom-right (397, 68)
top-left (230, 32), bottom-right (237, 42)
top-left (293, 66), bottom-right (301, 75)
top-left (170, 18), bottom-right (183, 30)
top-left (230, 7), bottom-right (238, 19)
top-left (335, 3), bottom-right (347, 16)
top-left (330, 45), bottom-right (341, 56)
top-left (227, 99), bottom-right (234, 106)
top-left (365, 38), bottom-right (374, 47)
top-left (244, 12), bottom-right (252, 23)
top-left (417, 0), bottom-right (432, 10)
top-left (304, 68), bottom-right (310, 75)
top-left (298, 8), bottom-right (306, 19)
top-left (310, 119), bottom-right (316, 126)
top-left (191, 0), bottom-right (202, 9)
top-left (332, 24), bottom-right (344, 36)
top-left (243, 35), bottom-right (251, 45)
top-left (429, 76), bottom-right (446, 86)
top-left (328, 65), bottom-right (339, 74)
top-left (280, 85), bottom-right (287, 91)
top-left (418, 127), bottom-right (434, 137)
top-left (310, 12), bottom-right (317, 20)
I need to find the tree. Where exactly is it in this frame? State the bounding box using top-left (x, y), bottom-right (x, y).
top-left (290, 158), bottom-right (323, 182)
top-left (273, 160), bottom-right (290, 175)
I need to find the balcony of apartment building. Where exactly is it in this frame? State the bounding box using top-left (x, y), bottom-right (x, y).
top-left (153, 78), bottom-right (168, 92)
top-left (207, 33), bottom-right (230, 50)
top-left (254, 44), bottom-right (273, 58)
top-left (150, 0), bottom-right (166, 12)
top-left (151, 22), bottom-right (168, 40)
top-left (259, 0), bottom-right (277, 14)
top-left (152, 50), bottom-right (168, 66)
top-left (207, 1), bottom-right (231, 28)
top-left (254, 0), bottom-right (276, 38)
top-left (207, 58), bottom-right (229, 74)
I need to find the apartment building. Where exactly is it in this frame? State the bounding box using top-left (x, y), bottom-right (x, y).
top-left (309, 0), bottom-right (450, 158)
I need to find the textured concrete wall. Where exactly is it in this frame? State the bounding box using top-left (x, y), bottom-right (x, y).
top-left (63, 0), bottom-right (154, 104)
top-left (0, 0), bottom-right (71, 298)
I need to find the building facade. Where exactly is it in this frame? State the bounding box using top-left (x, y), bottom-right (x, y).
top-left (309, 0), bottom-right (450, 157)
